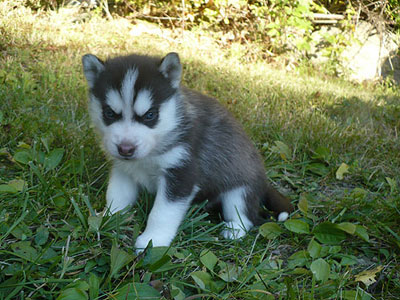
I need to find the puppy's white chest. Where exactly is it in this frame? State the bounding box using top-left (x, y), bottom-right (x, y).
top-left (114, 145), bottom-right (189, 194)
top-left (116, 159), bottom-right (160, 193)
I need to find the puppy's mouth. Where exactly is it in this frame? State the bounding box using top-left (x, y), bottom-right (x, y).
top-left (115, 154), bottom-right (136, 161)
top-left (120, 156), bottom-right (135, 161)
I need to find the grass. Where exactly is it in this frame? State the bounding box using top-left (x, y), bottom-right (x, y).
top-left (0, 1), bottom-right (399, 299)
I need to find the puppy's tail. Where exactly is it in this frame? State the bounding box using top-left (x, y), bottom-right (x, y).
top-left (263, 185), bottom-right (294, 221)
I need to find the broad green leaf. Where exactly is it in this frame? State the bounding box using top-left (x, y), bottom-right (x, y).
top-left (41, 137), bottom-right (50, 152)
top-left (310, 258), bottom-right (330, 282)
top-left (170, 284), bottom-right (185, 300)
top-left (42, 247), bottom-right (58, 261)
top-left (44, 148), bottom-right (64, 170)
top-left (355, 266), bottom-right (383, 287)
top-left (307, 238), bottom-right (322, 258)
top-left (0, 184), bottom-right (18, 194)
top-left (200, 249), bottom-right (218, 272)
top-left (17, 141), bottom-right (31, 149)
top-left (11, 241), bottom-right (38, 261)
top-left (141, 247), bottom-right (174, 273)
top-left (88, 215), bottom-right (102, 232)
top-left (11, 223), bottom-right (32, 240)
top-left (36, 150), bottom-right (46, 164)
top-left (54, 196), bottom-right (67, 207)
top-left (56, 288), bottom-right (88, 300)
top-left (288, 250), bottom-right (309, 269)
top-left (0, 179), bottom-right (26, 194)
top-left (113, 283), bottom-right (160, 300)
top-left (0, 148), bottom-right (10, 156)
top-left (138, 246), bottom-right (173, 272)
top-left (65, 280), bottom-right (89, 291)
top-left (149, 252), bottom-right (172, 273)
top-left (336, 222), bottom-right (356, 235)
top-left (328, 245), bottom-right (341, 254)
top-left (284, 219), bottom-right (310, 234)
top-left (110, 244), bottom-right (133, 278)
top-left (312, 146), bottom-right (331, 162)
top-left (288, 250), bottom-right (309, 260)
top-left (34, 226), bottom-right (49, 246)
top-left (313, 222), bottom-right (346, 244)
top-left (191, 271), bottom-right (212, 290)
top-left (342, 290), bottom-right (372, 300)
top-left (336, 163), bottom-right (349, 180)
top-left (298, 195), bottom-right (308, 216)
top-left (340, 255), bottom-right (358, 266)
top-left (13, 150), bottom-right (32, 164)
top-left (289, 267), bottom-right (310, 275)
top-left (319, 246), bottom-right (330, 257)
top-left (89, 273), bottom-right (100, 300)
top-left (218, 262), bottom-right (239, 282)
top-left (355, 225), bottom-right (369, 242)
top-left (259, 222), bottom-right (284, 239)
top-left (8, 179), bottom-right (26, 192)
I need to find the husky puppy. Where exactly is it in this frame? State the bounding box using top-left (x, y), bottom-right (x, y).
top-left (82, 52), bottom-right (293, 251)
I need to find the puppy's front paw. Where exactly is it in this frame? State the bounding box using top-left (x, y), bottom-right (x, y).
top-left (221, 221), bottom-right (247, 239)
top-left (134, 233), bottom-right (152, 253)
top-left (135, 231), bottom-right (173, 253)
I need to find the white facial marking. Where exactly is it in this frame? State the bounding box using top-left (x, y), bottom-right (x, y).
top-left (105, 89), bottom-right (124, 114)
top-left (135, 178), bottom-right (199, 251)
top-left (106, 166), bottom-right (138, 214)
top-left (220, 186), bottom-right (253, 239)
top-left (155, 95), bottom-right (181, 135)
top-left (133, 89), bottom-right (153, 116)
top-left (121, 68), bottom-right (138, 106)
top-left (103, 121), bottom-right (156, 159)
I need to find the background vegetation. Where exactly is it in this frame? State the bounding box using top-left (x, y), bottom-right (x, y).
top-left (26, 0), bottom-right (400, 63)
top-left (0, 0), bottom-right (399, 299)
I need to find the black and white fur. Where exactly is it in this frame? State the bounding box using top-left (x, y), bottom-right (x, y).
top-left (82, 52), bottom-right (293, 251)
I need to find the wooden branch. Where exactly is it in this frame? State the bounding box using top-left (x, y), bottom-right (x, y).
top-left (312, 13), bottom-right (345, 20)
top-left (313, 20), bottom-right (340, 24)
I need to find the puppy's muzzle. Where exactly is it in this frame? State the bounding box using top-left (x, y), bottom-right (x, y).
top-left (117, 142), bottom-right (136, 158)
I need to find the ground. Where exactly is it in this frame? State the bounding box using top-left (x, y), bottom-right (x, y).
top-left (0, 2), bottom-right (399, 299)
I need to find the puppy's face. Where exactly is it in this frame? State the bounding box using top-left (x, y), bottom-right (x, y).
top-left (82, 53), bottom-right (182, 160)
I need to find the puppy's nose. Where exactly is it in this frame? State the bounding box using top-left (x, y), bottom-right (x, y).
top-left (117, 142), bottom-right (135, 157)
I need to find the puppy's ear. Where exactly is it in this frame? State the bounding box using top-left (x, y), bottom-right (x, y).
top-left (159, 52), bottom-right (182, 89)
top-left (82, 54), bottom-right (104, 89)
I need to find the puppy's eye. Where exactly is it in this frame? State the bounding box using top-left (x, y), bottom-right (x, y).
top-left (103, 107), bottom-right (116, 120)
top-left (143, 110), bottom-right (158, 122)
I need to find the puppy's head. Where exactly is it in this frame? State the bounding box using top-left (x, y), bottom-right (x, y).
top-left (82, 53), bottom-right (182, 160)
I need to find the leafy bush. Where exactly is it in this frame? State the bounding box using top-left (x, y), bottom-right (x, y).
top-left (111, 0), bottom-right (318, 52)
top-left (22, 1), bottom-right (400, 64)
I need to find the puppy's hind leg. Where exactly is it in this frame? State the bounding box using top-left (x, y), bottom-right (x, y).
top-left (220, 187), bottom-right (253, 239)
